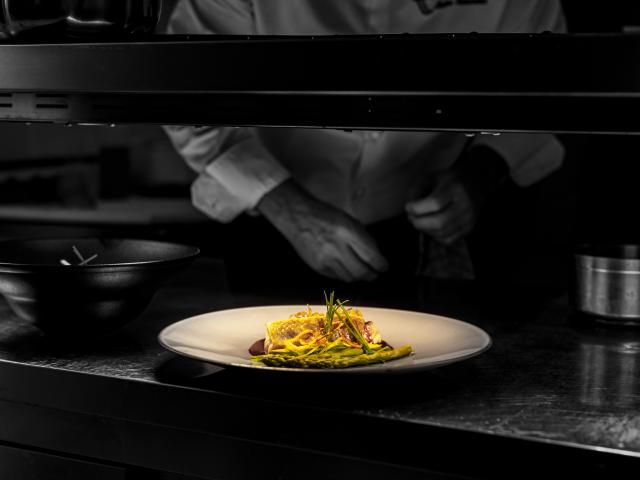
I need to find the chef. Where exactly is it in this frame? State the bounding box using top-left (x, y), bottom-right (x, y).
top-left (165, 0), bottom-right (566, 288)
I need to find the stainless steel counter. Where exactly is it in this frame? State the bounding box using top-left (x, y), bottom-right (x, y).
top-left (0, 258), bottom-right (638, 479)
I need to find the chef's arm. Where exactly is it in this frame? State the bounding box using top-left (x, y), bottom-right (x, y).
top-left (464, 0), bottom-right (567, 188)
top-left (447, 0), bottom-right (567, 190)
top-left (165, 122), bottom-right (389, 281)
top-left (470, 133), bottom-right (565, 187)
top-left (166, 125), bottom-right (290, 222)
top-left (164, 0), bottom-right (293, 222)
top-left (256, 180), bottom-right (389, 281)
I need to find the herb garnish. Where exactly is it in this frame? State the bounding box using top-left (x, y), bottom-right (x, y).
top-left (338, 301), bottom-right (373, 354)
top-left (324, 290), bottom-right (338, 337)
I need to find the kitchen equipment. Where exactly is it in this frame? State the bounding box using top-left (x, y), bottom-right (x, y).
top-left (0, 35), bottom-right (639, 132)
top-left (575, 245), bottom-right (640, 324)
top-left (159, 305), bottom-right (492, 374)
top-left (0, 0), bottom-right (162, 38)
top-left (0, 237), bottom-right (198, 335)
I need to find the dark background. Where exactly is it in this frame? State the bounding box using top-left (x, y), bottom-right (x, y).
top-left (561, 0), bottom-right (640, 247)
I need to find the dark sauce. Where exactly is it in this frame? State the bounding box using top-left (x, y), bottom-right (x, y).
top-left (249, 338), bottom-right (266, 356)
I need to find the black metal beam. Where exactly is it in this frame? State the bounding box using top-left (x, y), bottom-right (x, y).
top-left (0, 33), bottom-right (638, 133)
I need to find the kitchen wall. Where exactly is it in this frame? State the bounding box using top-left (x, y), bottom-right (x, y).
top-left (559, 1), bottom-right (640, 245)
top-left (0, 124), bottom-right (194, 197)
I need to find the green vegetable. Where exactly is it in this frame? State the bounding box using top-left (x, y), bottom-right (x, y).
top-left (253, 345), bottom-right (413, 369)
top-left (338, 301), bottom-right (373, 354)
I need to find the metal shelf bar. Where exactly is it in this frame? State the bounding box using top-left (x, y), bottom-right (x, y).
top-left (0, 33), bottom-right (637, 133)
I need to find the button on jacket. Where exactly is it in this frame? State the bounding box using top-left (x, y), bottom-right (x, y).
top-left (165, 0), bottom-right (566, 224)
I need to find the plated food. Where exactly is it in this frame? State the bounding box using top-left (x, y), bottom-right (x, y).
top-left (249, 293), bottom-right (413, 369)
top-left (158, 304), bottom-right (491, 375)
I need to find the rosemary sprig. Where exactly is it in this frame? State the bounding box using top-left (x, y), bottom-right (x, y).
top-left (338, 301), bottom-right (373, 354)
top-left (324, 290), bottom-right (338, 337)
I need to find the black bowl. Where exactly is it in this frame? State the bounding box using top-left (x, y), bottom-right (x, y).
top-left (0, 238), bottom-right (199, 335)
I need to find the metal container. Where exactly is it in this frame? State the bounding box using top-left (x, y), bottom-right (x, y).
top-left (0, 0), bottom-right (162, 38)
top-left (575, 245), bottom-right (640, 324)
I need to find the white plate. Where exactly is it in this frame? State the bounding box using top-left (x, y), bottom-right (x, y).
top-left (158, 305), bottom-right (492, 374)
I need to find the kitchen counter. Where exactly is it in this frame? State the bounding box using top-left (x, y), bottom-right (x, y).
top-left (0, 258), bottom-right (639, 479)
top-left (0, 196), bottom-right (206, 226)
top-left (0, 196), bottom-right (206, 225)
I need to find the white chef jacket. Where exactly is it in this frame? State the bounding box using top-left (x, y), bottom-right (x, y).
top-left (165, 0), bottom-right (566, 224)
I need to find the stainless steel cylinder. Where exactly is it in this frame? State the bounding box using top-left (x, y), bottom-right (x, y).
top-left (576, 245), bottom-right (640, 324)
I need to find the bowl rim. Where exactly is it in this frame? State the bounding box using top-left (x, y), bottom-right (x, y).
top-left (0, 236), bottom-right (200, 269)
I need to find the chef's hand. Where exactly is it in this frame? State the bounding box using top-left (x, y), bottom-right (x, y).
top-left (406, 146), bottom-right (509, 245)
top-left (257, 180), bottom-right (388, 282)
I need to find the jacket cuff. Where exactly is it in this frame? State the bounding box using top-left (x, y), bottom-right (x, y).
top-left (472, 133), bottom-right (565, 187)
top-left (191, 137), bottom-right (291, 222)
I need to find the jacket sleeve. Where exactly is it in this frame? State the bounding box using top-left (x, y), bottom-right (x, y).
top-left (471, 0), bottom-right (566, 187)
top-left (164, 0), bottom-right (290, 222)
